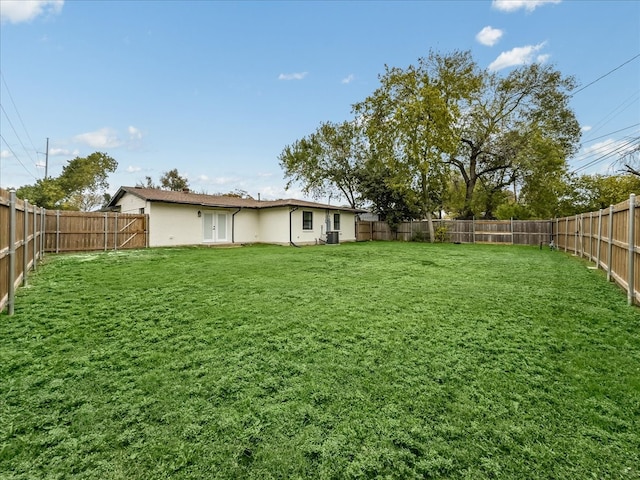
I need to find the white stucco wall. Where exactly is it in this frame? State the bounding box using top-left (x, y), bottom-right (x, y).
top-left (258, 207), bottom-right (291, 244)
top-left (231, 209), bottom-right (260, 243)
top-left (337, 212), bottom-right (357, 242)
top-left (256, 207), bottom-right (357, 245)
top-left (290, 208), bottom-right (324, 245)
top-left (147, 203), bottom-right (202, 247)
top-left (117, 193), bottom-right (146, 214)
top-left (116, 193), bottom-right (357, 246)
top-left (149, 205), bottom-right (261, 246)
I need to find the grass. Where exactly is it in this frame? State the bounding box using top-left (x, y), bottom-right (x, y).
top-left (1, 242), bottom-right (639, 479)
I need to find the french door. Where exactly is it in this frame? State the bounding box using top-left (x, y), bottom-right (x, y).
top-left (203, 212), bottom-right (228, 242)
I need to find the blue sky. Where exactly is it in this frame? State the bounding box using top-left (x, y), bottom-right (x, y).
top-left (1, 0), bottom-right (639, 201)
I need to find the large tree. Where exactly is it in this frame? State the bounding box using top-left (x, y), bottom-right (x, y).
top-left (354, 50), bottom-right (480, 240)
top-left (448, 63), bottom-right (581, 219)
top-left (159, 168), bottom-right (189, 191)
top-left (16, 152), bottom-right (117, 210)
top-left (279, 121), bottom-right (365, 208)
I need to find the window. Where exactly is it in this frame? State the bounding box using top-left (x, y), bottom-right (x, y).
top-left (333, 213), bottom-right (341, 230)
top-left (302, 211), bottom-right (313, 230)
top-left (139, 207), bottom-right (145, 214)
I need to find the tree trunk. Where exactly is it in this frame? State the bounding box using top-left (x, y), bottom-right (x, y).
top-left (461, 174), bottom-right (477, 220)
top-left (420, 171), bottom-right (435, 243)
top-left (453, 140), bottom-right (480, 220)
top-left (426, 210), bottom-right (435, 243)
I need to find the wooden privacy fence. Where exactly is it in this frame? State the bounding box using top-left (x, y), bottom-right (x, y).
top-left (44, 210), bottom-right (148, 253)
top-left (357, 219), bottom-right (553, 246)
top-left (1, 189), bottom-right (46, 315)
top-left (555, 194), bottom-right (640, 305)
top-left (1, 187), bottom-right (147, 315)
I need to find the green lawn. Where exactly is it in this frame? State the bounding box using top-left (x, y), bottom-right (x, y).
top-left (1, 242), bottom-right (639, 479)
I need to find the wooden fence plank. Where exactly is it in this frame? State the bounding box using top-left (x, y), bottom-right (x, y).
top-left (356, 219), bottom-right (552, 246)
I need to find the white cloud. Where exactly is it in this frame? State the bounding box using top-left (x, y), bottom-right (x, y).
top-left (278, 72), bottom-right (308, 81)
top-left (492, 0), bottom-right (561, 13)
top-left (342, 74), bottom-right (355, 84)
top-left (488, 42), bottom-right (548, 71)
top-left (0, 0), bottom-right (64, 24)
top-left (581, 125), bottom-right (592, 132)
top-left (73, 127), bottom-right (122, 148)
top-left (49, 147), bottom-right (79, 156)
top-left (476, 26), bottom-right (504, 46)
top-left (192, 175), bottom-right (240, 186)
top-left (536, 53), bottom-right (550, 63)
top-left (261, 185), bottom-right (298, 201)
top-left (126, 166), bottom-right (142, 173)
top-left (1, 150), bottom-right (12, 159)
top-left (128, 126), bottom-right (143, 140)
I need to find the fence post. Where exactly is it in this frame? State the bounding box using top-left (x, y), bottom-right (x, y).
top-left (33, 203), bottom-right (38, 272)
top-left (114, 213), bottom-right (118, 251)
top-left (104, 212), bottom-right (108, 251)
top-left (607, 204), bottom-right (614, 282)
top-left (564, 217), bottom-right (568, 252)
top-left (56, 210), bottom-right (60, 254)
top-left (8, 190), bottom-right (16, 316)
top-left (627, 194), bottom-right (635, 305)
top-left (589, 212), bottom-right (594, 262)
top-left (472, 216), bottom-right (476, 244)
top-left (580, 213), bottom-right (584, 258)
top-left (510, 217), bottom-right (514, 245)
top-left (573, 214), bottom-right (580, 256)
top-left (596, 208), bottom-right (603, 269)
top-left (40, 207), bottom-right (45, 257)
top-left (23, 199), bottom-right (29, 286)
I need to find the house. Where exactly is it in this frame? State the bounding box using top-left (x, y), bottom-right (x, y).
top-left (107, 186), bottom-right (363, 247)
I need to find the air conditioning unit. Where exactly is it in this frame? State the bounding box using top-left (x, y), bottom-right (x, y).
top-left (326, 231), bottom-right (339, 244)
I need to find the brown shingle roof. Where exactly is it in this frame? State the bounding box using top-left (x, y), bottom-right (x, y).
top-left (109, 186), bottom-right (364, 212)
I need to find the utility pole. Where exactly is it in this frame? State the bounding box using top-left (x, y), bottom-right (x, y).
top-left (44, 137), bottom-right (49, 179)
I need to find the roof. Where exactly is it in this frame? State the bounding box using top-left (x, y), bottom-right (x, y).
top-left (107, 186), bottom-right (365, 212)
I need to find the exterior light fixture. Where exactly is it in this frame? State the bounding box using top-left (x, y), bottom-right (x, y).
top-left (197, 210), bottom-right (201, 217)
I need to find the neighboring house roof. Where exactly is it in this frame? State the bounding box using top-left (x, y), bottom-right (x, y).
top-left (107, 186), bottom-right (365, 212)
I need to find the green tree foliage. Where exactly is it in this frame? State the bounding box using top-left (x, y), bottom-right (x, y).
top-left (16, 152), bottom-right (117, 211)
top-left (218, 189), bottom-right (254, 199)
top-left (354, 50), bottom-right (480, 240)
top-left (136, 176), bottom-right (157, 189)
top-left (558, 173), bottom-right (640, 216)
top-left (278, 50), bottom-right (583, 223)
top-left (279, 121), bottom-right (365, 208)
top-left (358, 159), bottom-right (420, 230)
top-left (159, 169), bottom-right (189, 191)
top-left (15, 178), bottom-right (66, 210)
top-left (447, 63), bottom-right (581, 219)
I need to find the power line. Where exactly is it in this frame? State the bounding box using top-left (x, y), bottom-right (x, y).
top-left (571, 53), bottom-right (640, 97)
top-left (570, 135), bottom-right (640, 174)
top-left (0, 134), bottom-right (39, 182)
top-left (0, 104), bottom-right (39, 178)
top-left (0, 71), bottom-right (40, 165)
top-left (581, 123), bottom-right (640, 144)
top-left (580, 91), bottom-right (640, 140)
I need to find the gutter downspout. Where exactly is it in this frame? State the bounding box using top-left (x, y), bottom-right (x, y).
top-left (231, 207), bottom-right (241, 244)
top-left (289, 206), bottom-right (300, 247)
